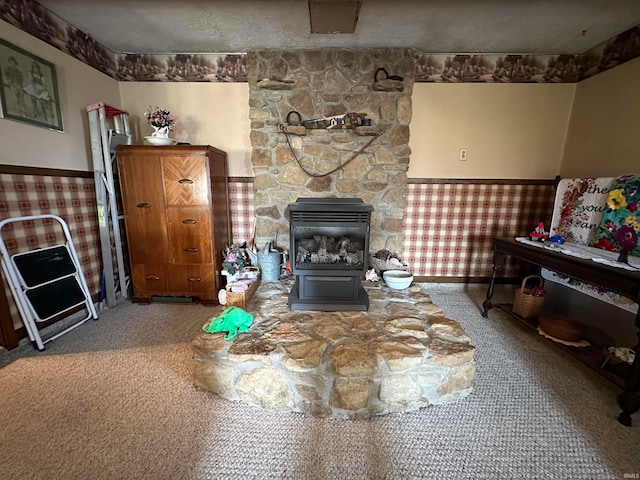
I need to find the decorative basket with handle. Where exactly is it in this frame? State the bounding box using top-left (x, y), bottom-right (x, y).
top-left (512, 275), bottom-right (545, 319)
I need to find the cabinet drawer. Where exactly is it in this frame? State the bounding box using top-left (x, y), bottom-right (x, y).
top-left (162, 156), bottom-right (209, 206)
top-left (131, 263), bottom-right (215, 300)
top-left (166, 264), bottom-right (215, 297)
top-left (166, 207), bottom-right (213, 263)
top-left (166, 207), bottom-right (211, 235)
top-left (170, 235), bottom-right (213, 264)
top-left (131, 263), bottom-right (167, 296)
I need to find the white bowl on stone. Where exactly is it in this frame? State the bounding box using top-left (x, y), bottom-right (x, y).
top-left (383, 270), bottom-right (413, 290)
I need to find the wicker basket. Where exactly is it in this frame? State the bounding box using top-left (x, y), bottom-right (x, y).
top-left (226, 280), bottom-right (260, 308)
top-left (512, 275), bottom-right (545, 318)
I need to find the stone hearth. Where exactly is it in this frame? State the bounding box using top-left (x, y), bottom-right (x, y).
top-left (192, 280), bottom-right (475, 420)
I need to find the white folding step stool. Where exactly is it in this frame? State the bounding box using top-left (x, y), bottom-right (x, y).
top-left (0, 214), bottom-right (98, 351)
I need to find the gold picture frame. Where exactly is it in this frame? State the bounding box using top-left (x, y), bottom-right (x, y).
top-left (0, 37), bottom-right (63, 132)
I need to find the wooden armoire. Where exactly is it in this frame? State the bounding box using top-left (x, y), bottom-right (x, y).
top-left (116, 145), bottom-right (230, 303)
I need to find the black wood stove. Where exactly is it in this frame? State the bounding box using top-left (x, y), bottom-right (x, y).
top-left (288, 197), bottom-right (373, 311)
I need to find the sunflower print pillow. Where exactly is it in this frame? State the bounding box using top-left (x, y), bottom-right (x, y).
top-left (594, 174), bottom-right (640, 257)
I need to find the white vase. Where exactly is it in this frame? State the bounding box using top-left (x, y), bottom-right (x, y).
top-left (152, 126), bottom-right (169, 138)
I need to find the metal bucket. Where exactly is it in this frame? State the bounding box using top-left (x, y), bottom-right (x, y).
top-left (257, 242), bottom-right (281, 282)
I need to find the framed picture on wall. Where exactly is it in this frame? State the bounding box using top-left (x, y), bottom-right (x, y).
top-left (0, 38), bottom-right (63, 132)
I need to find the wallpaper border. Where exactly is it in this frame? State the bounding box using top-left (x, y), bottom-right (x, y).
top-left (1, 1), bottom-right (638, 84)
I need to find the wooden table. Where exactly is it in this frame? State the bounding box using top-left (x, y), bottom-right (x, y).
top-left (482, 237), bottom-right (640, 426)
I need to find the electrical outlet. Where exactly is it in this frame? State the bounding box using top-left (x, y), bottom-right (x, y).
top-left (459, 148), bottom-right (468, 161)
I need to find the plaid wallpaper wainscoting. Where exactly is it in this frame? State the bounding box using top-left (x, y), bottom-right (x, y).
top-left (402, 181), bottom-right (556, 279)
top-left (0, 175), bottom-right (253, 336)
top-left (228, 180), bottom-right (255, 245)
top-left (0, 172), bottom-right (101, 330)
top-left (1, 172), bottom-right (555, 346)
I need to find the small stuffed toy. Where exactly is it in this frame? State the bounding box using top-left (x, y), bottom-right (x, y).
top-left (203, 306), bottom-right (254, 340)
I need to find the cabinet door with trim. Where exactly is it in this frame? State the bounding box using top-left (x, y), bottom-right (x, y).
top-left (118, 154), bottom-right (170, 266)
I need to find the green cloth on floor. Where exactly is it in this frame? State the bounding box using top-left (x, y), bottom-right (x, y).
top-left (203, 306), bottom-right (253, 340)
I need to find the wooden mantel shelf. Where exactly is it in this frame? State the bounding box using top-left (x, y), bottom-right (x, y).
top-left (281, 125), bottom-right (381, 136)
top-left (257, 79), bottom-right (295, 90)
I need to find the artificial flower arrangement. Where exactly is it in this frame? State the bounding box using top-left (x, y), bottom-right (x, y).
top-left (530, 285), bottom-right (547, 297)
top-left (222, 242), bottom-right (250, 275)
top-left (143, 105), bottom-right (175, 130)
top-left (613, 225), bottom-right (638, 263)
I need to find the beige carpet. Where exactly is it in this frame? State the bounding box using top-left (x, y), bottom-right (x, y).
top-left (0, 284), bottom-right (639, 479)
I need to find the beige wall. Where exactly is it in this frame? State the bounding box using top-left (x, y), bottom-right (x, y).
top-left (561, 56), bottom-right (640, 178)
top-left (0, 20), bottom-right (121, 171)
top-left (118, 82), bottom-right (252, 177)
top-left (408, 83), bottom-right (575, 179)
top-left (119, 80), bottom-right (579, 180)
top-left (3, 19), bottom-right (638, 181)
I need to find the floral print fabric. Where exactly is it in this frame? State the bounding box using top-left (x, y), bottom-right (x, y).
top-left (550, 177), bottom-right (614, 245)
top-left (544, 175), bottom-right (640, 314)
top-left (594, 174), bottom-right (640, 257)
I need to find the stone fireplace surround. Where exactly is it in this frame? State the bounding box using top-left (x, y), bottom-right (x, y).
top-left (247, 48), bottom-right (415, 254)
top-left (200, 51), bottom-right (475, 419)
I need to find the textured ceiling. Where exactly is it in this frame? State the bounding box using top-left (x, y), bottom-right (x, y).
top-left (38, 0), bottom-right (640, 55)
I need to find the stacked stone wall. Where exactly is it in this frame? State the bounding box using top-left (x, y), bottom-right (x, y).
top-left (247, 49), bottom-right (415, 253)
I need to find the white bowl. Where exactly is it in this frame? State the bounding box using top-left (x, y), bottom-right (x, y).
top-left (144, 136), bottom-right (176, 146)
top-left (383, 270), bottom-right (413, 290)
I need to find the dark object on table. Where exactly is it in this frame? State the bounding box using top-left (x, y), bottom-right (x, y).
top-left (549, 235), bottom-right (565, 244)
top-left (618, 249), bottom-right (630, 264)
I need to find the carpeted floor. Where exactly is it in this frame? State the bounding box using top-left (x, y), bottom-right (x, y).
top-left (0, 284), bottom-right (638, 480)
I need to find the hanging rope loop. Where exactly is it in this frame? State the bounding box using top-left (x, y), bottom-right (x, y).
top-left (284, 131), bottom-right (381, 178)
